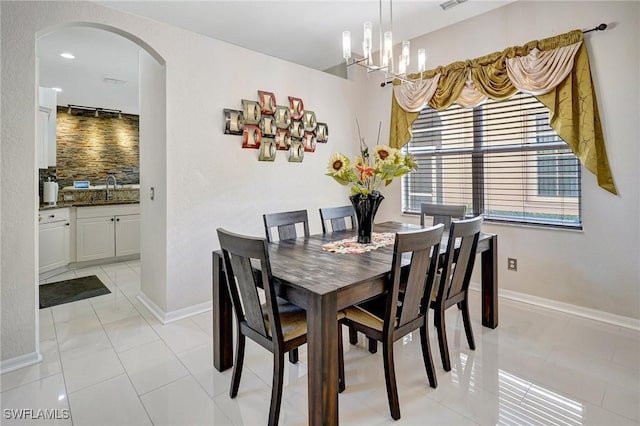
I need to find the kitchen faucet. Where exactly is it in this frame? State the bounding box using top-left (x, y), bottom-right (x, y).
top-left (106, 174), bottom-right (117, 200)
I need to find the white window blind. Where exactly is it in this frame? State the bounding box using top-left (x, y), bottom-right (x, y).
top-left (402, 93), bottom-right (582, 228)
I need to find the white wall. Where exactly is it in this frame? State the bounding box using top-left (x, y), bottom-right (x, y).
top-left (0, 0), bottom-right (362, 363)
top-left (139, 50), bottom-right (168, 313)
top-left (367, 1), bottom-right (640, 320)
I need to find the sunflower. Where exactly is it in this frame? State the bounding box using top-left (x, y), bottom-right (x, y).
top-left (327, 153), bottom-right (349, 175)
top-left (374, 145), bottom-right (398, 163)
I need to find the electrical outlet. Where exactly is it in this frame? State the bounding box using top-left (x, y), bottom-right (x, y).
top-left (507, 257), bottom-right (517, 271)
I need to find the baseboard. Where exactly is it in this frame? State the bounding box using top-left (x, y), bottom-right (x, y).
top-left (470, 283), bottom-right (640, 331)
top-left (0, 351), bottom-right (43, 374)
top-left (136, 292), bottom-right (212, 325)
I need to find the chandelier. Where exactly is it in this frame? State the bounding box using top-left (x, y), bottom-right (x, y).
top-left (341, 0), bottom-right (426, 84)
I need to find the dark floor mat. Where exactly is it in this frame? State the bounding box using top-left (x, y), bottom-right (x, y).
top-left (39, 275), bottom-right (111, 309)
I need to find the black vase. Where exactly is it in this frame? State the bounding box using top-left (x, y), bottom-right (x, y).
top-left (349, 191), bottom-right (385, 244)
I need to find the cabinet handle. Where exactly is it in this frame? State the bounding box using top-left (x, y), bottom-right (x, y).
top-left (116, 218), bottom-right (120, 222)
top-left (49, 214), bottom-right (55, 218)
top-left (110, 217), bottom-right (114, 221)
top-left (65, 223), bottom-right (70, 226)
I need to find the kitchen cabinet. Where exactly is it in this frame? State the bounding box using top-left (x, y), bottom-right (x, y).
top-left (76, 204), bottom-right (140, 262)
top-left (39, 208), bottom-right (70, 274)
top-left (37, 87), bottom-right (57, 169)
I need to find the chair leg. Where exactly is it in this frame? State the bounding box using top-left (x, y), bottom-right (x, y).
top-left (461, 297), bottom-right (475, 350)
top-left (338, 324), bottom-right (345, 393)
top-left (289, 348), bottom-right (298, 364)
top-left (382, 339), bottom-right (401, 420)
top-left (419, 323), bottom-right (437, 388)
top-left (269, 351), bottom-right (285, 426)
top-left (230, 332), bottom-right (245, 398)
top-left (435, 308), bottom-right (451, 371)
top-left (368, 337), bottom-right (378, 354)
top-left (348, 325), bottom-right (358, 345)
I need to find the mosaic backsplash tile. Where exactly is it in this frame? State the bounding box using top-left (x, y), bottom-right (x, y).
top-left (55, 107), bottom-right (139, 188)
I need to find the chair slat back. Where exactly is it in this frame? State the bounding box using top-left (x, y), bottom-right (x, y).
top-left (217, 228), bottom-right (281, 342)
top-left (420, 203), bottom-right (466, 229)
top-left (263, 210), bottom-right (310, 242)
top-left (387, 224), bottom-right (444, 330)
top-left (436, 216), bottom-right (483, 303)
top-left (319, 205), bottom-right (356, 234)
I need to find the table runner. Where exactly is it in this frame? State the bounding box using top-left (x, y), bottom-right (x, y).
top-left (321, 232), bottom-right (395, 254)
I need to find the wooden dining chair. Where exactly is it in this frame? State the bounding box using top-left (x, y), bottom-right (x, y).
top-left (340, 224), bottom-right (444, 420)
top-left (217, 228), bottom-right (344, 426)
top-left (263, 209), bottom-right (310, 243)
top-left (319, 205), bottom-right (377, 352)
top-left (420, 202), bottom-right (466, 229)
top-left (319, 205), bottom-right (356, 234)
top-left (262, 209), bottom-right (310, 364)
top-left (430, 215), bottom-right (483, 372)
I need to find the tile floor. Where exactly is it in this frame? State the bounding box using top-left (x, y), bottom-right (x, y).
top-left (1, 260), bottom-right (639, 425)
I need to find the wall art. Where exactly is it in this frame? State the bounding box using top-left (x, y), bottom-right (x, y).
top-left (258, 91), bottom-right (276, 115)
top-left (224, 91), bottom-right (327, 163)
top-left (316, 122), bottom-right (328, 143)
top-left (224, 109), bottom-right (244, 135)
top-left (289, 140), bottom-right (304, 162)
top-left (242, 99), bottom-right (261, 125)
top-left (259, 138), bottom-right (276, 161)
top-left (242, 125), bottom-right (261, 149)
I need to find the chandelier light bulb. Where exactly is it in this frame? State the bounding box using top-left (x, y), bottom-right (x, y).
top-left (363, 21), bottom-right (373, 65)
top-left (342, 31), bottom-right (351, 60)
top-left (382, 31), bottom-right (393, 69)
top-left (418, 48), bottom-right (427, 73)
top-left (398, 56), bottom-right (407, 75)
top-left (401, 41), bottom-right (410, 67)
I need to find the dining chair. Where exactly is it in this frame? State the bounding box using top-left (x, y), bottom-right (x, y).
top-left (217, 228), bottom-right (344, 425)
top-left (263, 209), bottom-right (310, 243)
top-left (319, 205), bottom-right (377, 352)
top-left (430, 215), bottom-right (483, 372)
top-left (420, 202), bottom-right (466, 229)
top-left (319, 205), bottom-right (356, 234)
top-left (262, 209), bottom-right (310, 364)
top-left (340, 224), bottom-right (445, 420)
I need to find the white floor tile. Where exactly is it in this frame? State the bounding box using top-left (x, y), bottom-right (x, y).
top-left (141, 375), bottom-right (232, 425)
top-left (103, 314), bottom-right (160, 353)
top-left (152, 318), bottom-right (211, 354)
top-left (68, 374), bottom-right (151, 425)
top-left (118, 340), bottom-right (189, 395)
top-left (59, 344), bottom-right (124, 393)
top-left (0, 374), bottom-right (71, 426)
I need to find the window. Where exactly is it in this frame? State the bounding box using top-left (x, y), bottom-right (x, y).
top-left (402, 93), bottom-right (582, 228)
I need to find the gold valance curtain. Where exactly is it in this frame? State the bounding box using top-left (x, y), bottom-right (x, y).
top-left (389, 30), bottom-right (617, 195)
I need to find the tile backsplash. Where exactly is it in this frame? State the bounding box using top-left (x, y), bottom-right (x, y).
top-left (54, 107), bottom-right (139, 188)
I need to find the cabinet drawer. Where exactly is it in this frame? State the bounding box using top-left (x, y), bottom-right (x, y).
top-left (39, 208), bottom-right (70, 224)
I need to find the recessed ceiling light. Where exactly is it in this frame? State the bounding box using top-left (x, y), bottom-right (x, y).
top-left (60, 52), bottom-right (75, 59)
top-left (51, 87), bottom-right (62, 92)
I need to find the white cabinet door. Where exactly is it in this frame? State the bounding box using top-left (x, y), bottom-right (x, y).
top-left (115, 214), bottom-right (140, 257)
top-left (39, 220), bottom-right (70, 274)
top-left (37, 87), bottom-right (57, 169)
top-left (76, 216), bottom-right (115, 262)
top-left (37, 108), bottom-right (51, 169)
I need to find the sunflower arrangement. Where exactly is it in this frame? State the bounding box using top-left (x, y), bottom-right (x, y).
top-left (326, 126), bottom-right (417, 195)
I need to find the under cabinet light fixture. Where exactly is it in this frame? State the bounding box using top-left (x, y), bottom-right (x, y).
top-left (67, 104), bottom-right (123, 119)
top-left (60, 52), bottom-right (75, 59)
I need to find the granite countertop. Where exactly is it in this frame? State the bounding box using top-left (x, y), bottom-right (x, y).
top-left (39, 200), bottom-right (140, 211)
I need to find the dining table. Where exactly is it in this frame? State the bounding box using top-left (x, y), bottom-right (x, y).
top-left (212, 221), bottom-right (498, 425)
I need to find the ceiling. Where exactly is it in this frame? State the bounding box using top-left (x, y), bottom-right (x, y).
top-left (38, 0), bottom-right (514, 114)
